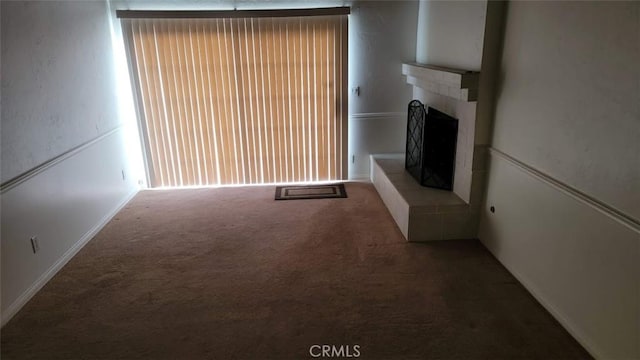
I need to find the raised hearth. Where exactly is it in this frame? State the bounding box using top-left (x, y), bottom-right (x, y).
top-left (370, 61), bottom-right (487, 241)
top-left (371, 154), bottom-right (476, 241)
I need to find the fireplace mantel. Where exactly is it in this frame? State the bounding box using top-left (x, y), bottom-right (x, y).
top-left (402, 63), bottom-right (479, 102)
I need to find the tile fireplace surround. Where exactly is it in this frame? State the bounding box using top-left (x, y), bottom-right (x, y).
top-left (371, 63), bottom-right (487, 241)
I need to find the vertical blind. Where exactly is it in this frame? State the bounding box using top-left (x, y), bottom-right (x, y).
top-left (121, 14), bottom-right (347, 187)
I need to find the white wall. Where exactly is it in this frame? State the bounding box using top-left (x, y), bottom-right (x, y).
top-left (347, 0), bottom-right (418, 179)
top-left (1, 0), bottom-right (140, 325)
top-left (348, 0), bottom-right (417, 115)
top-left (491, 1), bottom-right (640, 220)
top-left (415, 0), bottom-right (486, 72)
top-left (479, 2), bottom-right (640, 358)
top-left (1, 130), bottom-right (138, 325)
top-left (348, 112), bottom-right (406, 179)
top-left (2, 1), bottom-right (122, 183)
top-left (481, 151), bottom-right (639, 360)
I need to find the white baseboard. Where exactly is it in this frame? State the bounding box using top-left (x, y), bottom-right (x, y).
top-left (1, 189), bottom-right (138, 327)
top-left (349, 174), bottom-right (371, 182)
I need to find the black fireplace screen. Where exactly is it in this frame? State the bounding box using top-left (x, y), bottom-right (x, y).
top-left (405, 100), bottom-right (426, 183)
top-left (405, 100), bottom-right (458, 191)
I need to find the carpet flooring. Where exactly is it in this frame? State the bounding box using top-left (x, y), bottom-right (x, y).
top-left (1, 182), bottom-right (591, 359)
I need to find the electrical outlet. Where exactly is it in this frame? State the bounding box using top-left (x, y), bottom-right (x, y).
top-left (30, 236), bottom-right (40, 254)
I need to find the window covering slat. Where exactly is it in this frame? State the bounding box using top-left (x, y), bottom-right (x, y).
top-left (123, 15), bottom-right (347, 187)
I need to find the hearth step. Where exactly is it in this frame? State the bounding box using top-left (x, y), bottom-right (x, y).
top-left (370, 154), bottom-right (476, 241)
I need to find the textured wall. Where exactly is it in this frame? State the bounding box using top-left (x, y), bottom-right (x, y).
top-left (491, 1), bottom-right (640, 220)
top-left (345, 0), bottom-right (418, 178)
top-left (1, 129), bottom-right (139, 324)
top-left (479, 2), bottom-right (640, 358)
top-left (480, 152), bottom-right (639, 359)
top-left (1, 0), bottom-right (141, 325)
top-left (1, 0), bottom-right (122, 183)
top-left (416, 0), bottom-right (487, 71)
top-left (348, 0), bottom-right (418, 114)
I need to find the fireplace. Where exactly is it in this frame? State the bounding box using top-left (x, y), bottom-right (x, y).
top-left (405, 100), bottom-right (459, 190)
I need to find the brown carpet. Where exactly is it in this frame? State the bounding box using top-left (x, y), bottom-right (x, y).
top-left (1, 182), bottom-right (591, 359)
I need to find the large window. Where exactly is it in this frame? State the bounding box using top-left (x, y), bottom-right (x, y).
top-left (120, 9), bottom-right (348, 187)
